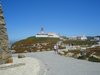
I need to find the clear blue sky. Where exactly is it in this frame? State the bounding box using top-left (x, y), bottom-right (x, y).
top-left (1, 0), bottom-right (100, 41)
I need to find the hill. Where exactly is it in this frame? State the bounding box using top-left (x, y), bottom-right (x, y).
top-left (11, 36), bottom-right (60, 53)
top-left (11, 36), bottom-right (98, 53)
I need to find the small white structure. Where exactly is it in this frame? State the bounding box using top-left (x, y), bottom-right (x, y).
top-left (69, 36), bottom-right (87, 40)
top-left (35, 27), bottom-right (60, 38)
top-left (94, 37), bottom-right (100, 41)
top-left (48, 32), bottom-right (59, 38)
top-left (36, 34), bottom-right (48, 37)
top-left (80, 36), bottom-right (87, 40)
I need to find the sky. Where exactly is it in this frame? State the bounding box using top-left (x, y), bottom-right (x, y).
top-left (1, 0), bottom-right (100, 41)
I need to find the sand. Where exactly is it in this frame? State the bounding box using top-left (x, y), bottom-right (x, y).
top-left (0, 57), bottom-right (42, 75)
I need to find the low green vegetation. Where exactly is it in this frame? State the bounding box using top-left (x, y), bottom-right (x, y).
top-left (63, 40), bottom-right (97, 46)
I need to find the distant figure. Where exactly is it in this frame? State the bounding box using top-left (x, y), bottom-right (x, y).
top-left (54, 44), bottom-right (59, 53)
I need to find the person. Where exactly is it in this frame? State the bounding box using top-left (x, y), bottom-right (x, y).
top-left (54, 44), bottom-right (59, 53)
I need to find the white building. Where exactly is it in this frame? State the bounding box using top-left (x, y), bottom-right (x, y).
top-left (48, 32), bottom-right (59, 38)
top-left (36, 34), bottom-right (48, 37)
top-left (35, 27), bottom-right (60, 38)
top-left (80, 36), bottom-right (87, 40)
top-left (94, 37), bottom-right (100, 41)
top-left (69, 36), bottom-right (87, 40)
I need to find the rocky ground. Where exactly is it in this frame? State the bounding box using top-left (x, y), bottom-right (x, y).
top-left (58, 46), bottom-right (100, 62)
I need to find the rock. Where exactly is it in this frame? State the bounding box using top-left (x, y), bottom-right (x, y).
top-left (24, 50), bottom-right (28, 53)
top-left (66, 52), bottom-right (74, 57)
top-left (0, 4), bottom-right (13, 64)
top-left (18, 54), bottom-right (25, 58)
top-left (75, 53), bottom-right (81, 58)
top-left (0, 49), bottom-right (12, 64)
top-left (58, 51), bottom-right (65, 55)
top-left (37, 50), bottom-right (40, 52)
top-left (47, 48), bottom-right (51, 51)
top-left (6, 57), bottom-right (13, 63)
top-left (89, 54), bottom-right (100, 60)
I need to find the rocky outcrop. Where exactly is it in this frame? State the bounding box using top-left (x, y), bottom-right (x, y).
top-left (0, 4), bottom-right (12, 64)
top-left (58, 46), bottom-right (100, 62)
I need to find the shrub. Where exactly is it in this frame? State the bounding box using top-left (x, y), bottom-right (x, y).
top-left (77, 56), bottom-right (86, 59)
top-left (88, 56), bottom-right (100, 62)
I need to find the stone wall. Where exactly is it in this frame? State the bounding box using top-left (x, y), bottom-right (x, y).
top-left (0, 5), bottom-right (13, 64)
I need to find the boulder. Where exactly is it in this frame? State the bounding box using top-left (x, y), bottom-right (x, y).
top-left (18, 53), bottom-right (26, 58)
top-left (58, 51), bottom-right (65, 55)
top-left (66, 52), bottom-right (74, 57)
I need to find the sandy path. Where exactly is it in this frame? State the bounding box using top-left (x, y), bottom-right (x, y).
top-left (0, 57), bottom-right (41, 75)
top-left (24, 51), bottom-right (100, 75)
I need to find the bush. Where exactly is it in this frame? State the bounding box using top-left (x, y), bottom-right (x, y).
top-left (63, 40), bottom-right (97, 46)
top-left (88, 56), bottom-right (100, 62)
top-left (77, 56), bottom-right (86, 59)
top-left (86, 46), bottom-right (100, 57)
